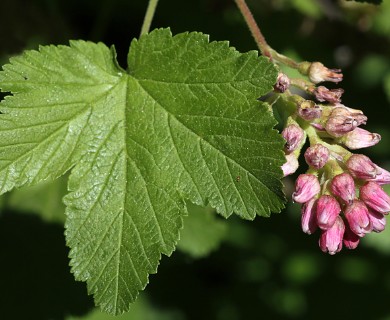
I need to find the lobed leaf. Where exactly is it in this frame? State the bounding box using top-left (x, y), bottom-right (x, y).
top-left (0, 28), bottom-right (285, 314)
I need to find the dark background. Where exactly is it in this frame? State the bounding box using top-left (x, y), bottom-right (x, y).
top-left (0, 0), bottom-right (390, 319)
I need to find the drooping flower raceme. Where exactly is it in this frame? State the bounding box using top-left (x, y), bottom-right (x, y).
top-left (278, 61), bottom-right (389, 255)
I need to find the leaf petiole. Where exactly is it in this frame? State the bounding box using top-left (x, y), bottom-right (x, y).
top-left (140, 0), bottom-right (160, 36)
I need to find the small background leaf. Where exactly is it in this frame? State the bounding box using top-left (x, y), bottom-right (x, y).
top-left (66, 296), bottom-right (184, 320)
top-left (177, 203), bottom-right (228, 258)
top-left (6, 175), bottom-right (67, 224)
top-left (346, 0), bottom-right (382, 4)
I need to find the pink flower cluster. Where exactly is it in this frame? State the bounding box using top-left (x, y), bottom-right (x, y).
top-left (277, 62), bottom-right (390, 254)
top-left (294, 169), bottom-right (390, 255)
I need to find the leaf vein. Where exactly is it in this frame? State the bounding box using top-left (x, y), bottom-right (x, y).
top-left (125, 210), bottom-right (153, 269)
top-left (167, 115), bottom-right (202, 201)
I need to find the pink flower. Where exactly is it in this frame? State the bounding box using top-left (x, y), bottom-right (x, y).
top-left (304, 144), bottom-right (330, 169)
top-left (367, 209), bottom-right (386, 233)
top-left (292, 174), bottom-right (321, 203)
top-left (316, 195), bottom-right (341, 230)
top-left (319, 216), bottom-right (345, 255)
top-left (368, 165), bottom-right (390, 185)
top-left (311, 123), bottom-right (326, 131)
top-left (281, 153), bottom-right (299, 177)
top-left (325, 107), bottom-right (367, 138)
top-left (308, 62), bottom-right (343, 84)
top-left (297, 100), bottom-right (322, 121)
top-left (344, 200), bottom-right (372, 237)
top-left (282, 124), bottom-right (305, 153)
top-left (341, 127), bottom-right (381, 150)
top-left (346, 154), bottom-right (379, 180)
top-left (274, 73), bottom-right (290, 93)
top-left (301, 198), bottom-right (318, 235)
top-left (360, 181), bottom-right (390, 214)
top-left (312, 86), bottom-right (344, 104)
top-left (330, 173), bottom-right (355, 205)
top-left (343, 222), bottom-right (360, 250)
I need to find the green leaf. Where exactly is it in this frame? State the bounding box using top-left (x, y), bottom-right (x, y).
top-left (353, 55), bottom-right (390, 89)
top-left (291, 0), bottom-right (322, 19)
top-left (347, 0), bottom-right (382, 4)
top-left (6, 175), bottom-right (67, 224)
top-left (66, 296), bottom-right (184, 320)
top-left (177, 203), bottom-right (227, 258)
top-left (372, 0), bottom-right (390, 36)
top-left (385, 72), bottom-right (390, 102)
top-left (0, 192), bottom-right (4, 214)
top-left (0, 28), bottom-right (285, 314)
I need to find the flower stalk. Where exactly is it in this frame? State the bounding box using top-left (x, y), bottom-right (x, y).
top-left (233, 0), bottom-right (272, 58)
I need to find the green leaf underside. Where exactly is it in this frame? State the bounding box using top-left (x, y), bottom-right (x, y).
top-left (0, 29), bottom-right (284, 314)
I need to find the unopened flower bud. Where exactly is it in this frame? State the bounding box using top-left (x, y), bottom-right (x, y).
top-left (368, 165), bottom-right (390, 185)
top-left (337, 104), bottom-right (364, 115)
top-left (332, 107), bottom-right (367, 125)
top-left (312, 86), bottom-right (344, 104)
top-left (316, 195), bottom-right (341, 230)
top-left (360, 181), bottom-right (390, 214)
top-left (304, 144), bottom-right (330, 169)
top-left (325, 107), bottom-right (367, 138)
top-left (282, 124), bottom-right (305, 153)
top-left (344, 200), bottom-right (372, 237)
top-left (367, 208), bottom-right (386, 233)
top-left (274, 73), bottom-right (290, 93)
top-left (301, 198), bottom-right (318, 235)
top-left (346, 154), bottom-right (379, 180)
top-left (292, 174), bottom-right (321, 203)
top-left (297, 100), bottom-right (322, 121)
top-left (343, 222), bottom-right (360, 249)
top-left (330, 173), bottom-right (355, 205)
top-left (319, 215), bottom-right (345, 255)
top-left (281, 153), bottom-right (299, 177)
top-left (341, 127), bottom-right (381, 150)
top-left (308, 62), bottom-right (343, 84)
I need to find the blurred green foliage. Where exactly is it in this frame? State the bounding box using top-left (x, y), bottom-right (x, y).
top-left (177, 203), bottom-right (228, 259)
top-left (0, 0), bottom-right (390, 319)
